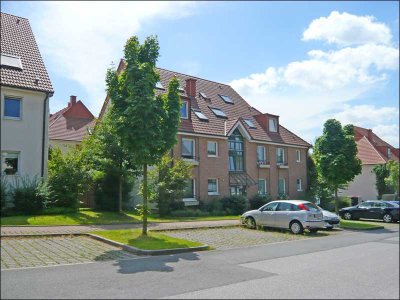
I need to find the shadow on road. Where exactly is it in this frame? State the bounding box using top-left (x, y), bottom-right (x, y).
top-left (109, 252), bottom-right (200, 274)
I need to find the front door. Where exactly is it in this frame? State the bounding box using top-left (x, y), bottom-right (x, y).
top-left (355, 201), bottom-right (373, 219)
top-left (259, 202), bottom-right (279, 227)
top-left (274, 202), bottom-right (292, 227)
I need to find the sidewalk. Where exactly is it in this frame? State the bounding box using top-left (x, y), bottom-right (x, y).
top-left (1, 219), bottom-right (240, 236)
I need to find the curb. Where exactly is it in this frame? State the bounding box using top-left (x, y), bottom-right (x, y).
top-left (340, 226), bottom-right (385, 231)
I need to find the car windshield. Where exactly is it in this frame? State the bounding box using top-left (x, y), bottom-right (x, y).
top-left (386, 201), bottom-right (399, 207)
top-left (303, 202), bottom-right (320, 212)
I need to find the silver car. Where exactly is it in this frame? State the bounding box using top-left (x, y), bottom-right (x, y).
top-left (241, 200), bottom-right (325, 234)
top-left (319, 208), bottom-right (340, 229)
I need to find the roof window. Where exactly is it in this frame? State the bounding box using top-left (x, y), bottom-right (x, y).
top-left (193, 109), bottom-right (208, 121)
top-left (155, 81), bottom-right (164, 90)
top-left (1, 54), bottom-right (23, 70)
top-left (210, 107), bottom-right (227, 118)
top-left (244, 119), bottom-right (256, 129)
top-left (219, 94), bottom-right (233, 104)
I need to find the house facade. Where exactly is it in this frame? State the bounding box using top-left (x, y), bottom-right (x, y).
top-left (339, 126), bottom-right (399, 201)
top-left (49, 95), bottom-right (95, 153)
top-left (1, 13), bottom-right (54, 180)
top-left (100, 62), bottom-right (311, 206)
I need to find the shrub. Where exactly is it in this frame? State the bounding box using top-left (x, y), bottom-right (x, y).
top-left (249, 194), bottom-right (271, 210)
top-left (220, 195), bottom-right (248, 215)
top-left (199, 200), bottom-right (224, 213)
top-left (11, 176), bottom-right (51, 214)
top-left (170, 209), bottom-right (210, 218)
top-left (1, 176), bottom-right (10, 214)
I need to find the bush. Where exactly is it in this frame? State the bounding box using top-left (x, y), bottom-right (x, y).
top-left (11, 176), bottom-right (51, 214)
top-left (319, 196), bottom-right (351, 212)
top-left (1, 176), bottom-right (10, 214)
top-left (249, 194), bottom-right (271, 210)
top-left (220, 195), bottom-right (248, 215)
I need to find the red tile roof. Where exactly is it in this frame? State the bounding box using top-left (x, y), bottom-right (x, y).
top-left (101, 62), bottom-right (311, 148)
top-left (356, 136), bottom-right (387, 165)
top-left (1, 12), bottom-right (53, 94)
top-left (49, 99), bottom-right (95, 142)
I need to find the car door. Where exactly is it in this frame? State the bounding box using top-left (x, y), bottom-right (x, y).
top-left (274, 202), bottom-right (292, 228)
top-left (355, 201), bottom-right (373, 219)
top-left (369, 202), bottom-right (386, 220)
top-left (259, 202), bottom-right (279, 227)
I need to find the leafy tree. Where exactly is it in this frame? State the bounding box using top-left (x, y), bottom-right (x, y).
top-left (80, 111), bottom-right (137, 212)
top-left (385, 160), bottom-right (399, 195)
top-left (106, 36), bottom-right (181, 235)
top-left (372, 164), bottom-right (392, 199)
top-left (148, 155), bottom-right (191, 217)
top-left (313, 120), bottom-right (362, 213)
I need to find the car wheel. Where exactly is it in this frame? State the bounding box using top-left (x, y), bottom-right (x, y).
top-left (383, 214), bottom-right (393, 223)
top-left (290, 221), bottom-right (304, 234)
top-left (245, 217), bottom-right (256, 229)
top-left (309, 228), bottom-right (319, 234)
top-left (343, 212), bottom-right (352, 220)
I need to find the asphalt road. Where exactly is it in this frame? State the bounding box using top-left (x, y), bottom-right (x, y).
top-left (2, 226), bottom-right (399, 299)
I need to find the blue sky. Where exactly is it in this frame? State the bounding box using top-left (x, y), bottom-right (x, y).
top-left (2, 1), bottom-right (399, 146)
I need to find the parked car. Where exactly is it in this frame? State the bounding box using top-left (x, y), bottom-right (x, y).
top-left (241, 200), bottom-right (324, 234)
top-left (339, 200), bottom-right (399, 223)
top-left (318, 207), bottom-right (340, 229)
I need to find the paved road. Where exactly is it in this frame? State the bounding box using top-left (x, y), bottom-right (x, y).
top-left (1, 226), bottom-right (399, 299)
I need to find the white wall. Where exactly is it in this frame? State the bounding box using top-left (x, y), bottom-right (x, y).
top-left (339, 165), bottom-right (378, 201)
top-left (1, 86), bottom-right (48, 181)
top-left (49, 139), bottom-right (80, 154)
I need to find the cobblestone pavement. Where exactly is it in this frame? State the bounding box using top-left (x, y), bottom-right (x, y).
top-left (160, 227), bottom-right (343, 250)
top-left (0, 220), bottom-right (240, 236)
top-left (1, 236), bottom-right (137, 270)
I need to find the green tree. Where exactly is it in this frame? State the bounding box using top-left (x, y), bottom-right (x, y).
top-left (372, 164), bottom-right (392, 199)
top-left (106, 36), bottom-right (181, 235)
top-left (148, 155), bottom-right (191, 217)
top-left (385, 160), bottom-right (399, 195)
top-left (314, 120), bottom-right (362, 213)
top-left (80, 112), bottom-right (137, 212)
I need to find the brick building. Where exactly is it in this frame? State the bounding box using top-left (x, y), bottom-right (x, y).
top-left (101, 61), bottom-right (311, 206)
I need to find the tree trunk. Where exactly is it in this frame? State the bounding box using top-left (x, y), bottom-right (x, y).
top-left (142, 164), bottom-right (148, 236)
top-left (118, 175), bottom-right (123, 213)
top-left (334, 188), bottom-right (339, 215)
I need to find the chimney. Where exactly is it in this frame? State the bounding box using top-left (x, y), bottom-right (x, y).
top-left (367, 129), bottom-right (373, 141)
top-left (185, 78), bottom-right (197, 98)
top-left (69, 95), bottom-right (77, 107)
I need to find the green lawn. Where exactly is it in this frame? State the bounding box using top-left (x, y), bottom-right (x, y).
top-left (339, 219), bottom-right (384, 230)
top-left (92, 229), bottom-right (204, 250)
top-left (0, 208), bottom-right (239, 226)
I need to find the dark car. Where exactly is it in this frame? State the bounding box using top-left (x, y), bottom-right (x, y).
top-left (339, 200), bottom-right (399, 223)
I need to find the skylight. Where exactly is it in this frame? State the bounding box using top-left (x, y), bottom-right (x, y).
top-left (1, 54), bottom-right (23, 70)
top-left (155, 81), bottom-right (164, 89)
top-left (193, 109), bottom-right (208, 121)
top-left (178, 85), bottom-right (185, 92)
top-left (219, 94), bottom-right (233, 104)
top-left (244, 119), bottom-right (256, 129)
top-left (199, 92), bottom-right (209, 99)
top-left (210, 107), bottom-right (227, 118)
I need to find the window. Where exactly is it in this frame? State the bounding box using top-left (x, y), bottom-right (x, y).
top-left (269, 118), bottom-right (277, 132)
top-left (257, 146), bottom-right (266, 163)
top-left (180, 101), bottom-right (188, 119)
top-left (4, 97), bottom-right (21, 119)
top-left (230, 186), bottom-right (246, 196)
top-left (1, 152), bottom-right (19, 175)
top-left (387, 148), bottom-right (392, 159)
top-left (229, 129), bottom-right (244, 171)
top-left (278, 178), bottom-right (286, 195)
top-left (358, 202), bottom-right (373, 208)
top-left (210, 107), bottom-right (227, 118)
top-left (277, 148), bottom-right (285, 164)
top-left (155, 81), bottom-right (164, 89)
top-left (296, 150), bottom-right (301, 162)
top-left (199, 92), bottom-right (209, 100)
top-left (277, 202), bottom-right (292, 211)
top-left (193, 109), bottom-right (208, 121)
top-left (261, 202), bottom-right (279, 211)
top-left (183, 179), bottom-right (195, 199)
top-left (296, 178), bottom-right (302, 191)
top-left (178, 85), bottom-right (185, 92)
top-left (244, 119), bottom-right (256, 129)
top-left (208, 179), bottom-right (218, 195)
top-left (182, 138), bottom-right (195, 159)
top-left (219, 94), bottom-right (233, 104)
top-left (258, 179), bottom-right (266, 195)
top-left (373, 202), bottom-right (387, 208)
top-left (1, 54), bottom-right (22, 69)
top-left (207, 141), bottom-right (218, 157)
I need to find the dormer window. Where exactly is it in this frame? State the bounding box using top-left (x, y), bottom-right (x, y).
top-left (210, 107), bottom-right (227, 118)
top-left (219, 94), bottom-right (233, 104)
top-left (180, 101), bottom-right (188, 119)
top-left (244, 119), bottom-right (256, 129)
top-left (269, 118), bottom-right (277, 132)
top-left (155, 81), bottom-right (164, 90)
top-left (387, 148), bottom-right (392, 159)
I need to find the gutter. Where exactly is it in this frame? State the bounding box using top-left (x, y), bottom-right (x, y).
top-left (41, 92), bottom-right (51, 177)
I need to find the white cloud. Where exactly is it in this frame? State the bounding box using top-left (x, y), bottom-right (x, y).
top-left (28, 1), bottom-right (197, 115)
top-left (333, 105), bottom-right (399, 127)
top-left (303, 11), bottom-right (392, 46)
top-left (373, 124), bottom-right (400, 147)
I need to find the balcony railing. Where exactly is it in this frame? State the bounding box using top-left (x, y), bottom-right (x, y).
top-left (181, 155), bottom-right (200, 165)
top-left (257, 160), bottom-right (270, 168)
top-left (277, 162), bottom-right (289, 168)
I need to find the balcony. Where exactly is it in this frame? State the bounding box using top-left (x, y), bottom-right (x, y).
top-left (181, 155), bottom-right (199, 165)
top-left (257, 160), bottom-right (270, 168)
top-left (277, 162), bottom-right (289, 169)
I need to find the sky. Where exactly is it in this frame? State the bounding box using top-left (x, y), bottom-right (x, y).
top-left (2, 1), bottom-right (399, 147)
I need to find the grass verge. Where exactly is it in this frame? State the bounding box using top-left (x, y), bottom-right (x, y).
top-left (92, 229), bottom-right (204, 250)
top-left (339, 219), bottom-right (384, 230)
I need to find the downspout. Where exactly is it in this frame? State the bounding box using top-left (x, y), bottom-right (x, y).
top-left (41, 93), bottom-right (50, 177)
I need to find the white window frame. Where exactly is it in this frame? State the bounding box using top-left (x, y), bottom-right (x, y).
top-left (277, 148), bottom-right (285, 164)
top-left (1, 151), bottom-right (20, 176)
top-left (207, 141), bottom-right (218, 157)
top-left (183, 178), bottom-right (196, 200)
top-left (257, 145), bottom-right (266, 162)
top-left (180, 101), bottom-right (188, 119)
top-left (296, 150), bottom-right (301, 162)
top-left (182, 138), bottom-right (195, 159)
top-left (258, 179), bottom-right (267, 195)
top-left (269, 118), bottom-right (277, 132)
top-left (208, 178), bottom-right (219, 195)
top-left (296, 178), bottom-right (302, 191)
top-left (278, 178), bottom-right (286, 194)
top-left (3, 96), bottom-right (23, 120)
